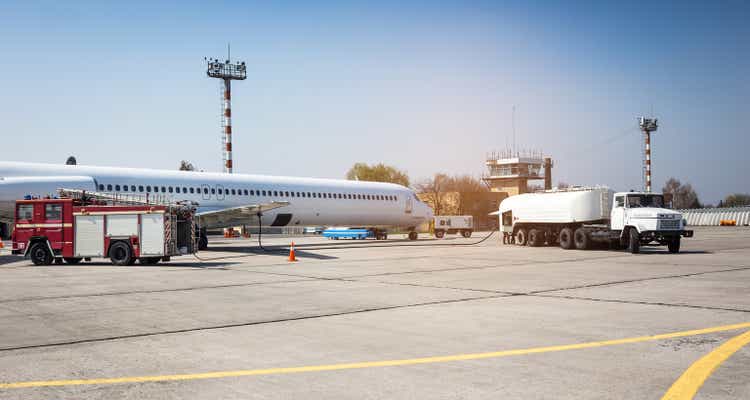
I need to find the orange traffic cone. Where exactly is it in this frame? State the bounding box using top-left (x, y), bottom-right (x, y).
top-left (288, 242), bottom-right (297, 262)
top-left (0, 241), bottom-right (4, 249)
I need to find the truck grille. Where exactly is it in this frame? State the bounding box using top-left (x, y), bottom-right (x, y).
top-left (658, 219), bottom-right (681, 230)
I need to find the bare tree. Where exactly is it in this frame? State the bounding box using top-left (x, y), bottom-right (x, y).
top-left (416, 173), bottom-right (451, 216)
top-left (447, 175), bottom-right (488, 214)
top-left (723, 193), bottom-right (750, 207)
top-left (179, 160), bottom-right (196, 171)
top-left (662, 178), bottom-right (701, 209)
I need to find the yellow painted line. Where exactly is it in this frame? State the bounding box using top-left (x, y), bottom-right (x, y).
top-left (2, 321), bottom-right (750, 390)
top-left (661, 329), bottom-right (750, 400)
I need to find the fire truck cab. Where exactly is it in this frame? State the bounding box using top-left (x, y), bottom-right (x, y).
top-left (12, 196), bottom-right (196, 266)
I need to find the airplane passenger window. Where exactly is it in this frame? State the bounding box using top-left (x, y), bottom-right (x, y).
top-left (203, 188), bottom-right (208, 194)
top-left (115, 185), bottom-right (121, 191)
top-left (107, 184), bottom-right (113, 191)
top-left (231, 189), bottom-right (236, 195)
top-left (250, 190), bottom-right (255, 195)
top-left (146, 186), bottom-right (152, 192)
top-left (98, 184), bottom-right (104, 191)
top-left (284, 191), bottom-right (288, 196)
top-left (244, 189), bottom-right (248, 195)
top-left (131, 185), bottom-right (136, 192)
top-left (169, 187), bottom-right (173, 193)
top-left (138, 186), bottom-right (143, 192)
top-left (211, 188), bottom-right (216, 195)
top-left (160, 186), bottom-right (165, 193)
top-left (190, 188), bottom-right (194, 194)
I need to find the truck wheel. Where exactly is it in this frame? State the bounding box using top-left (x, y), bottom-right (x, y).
top-left (628, 228), bottom-right (640, 254)
top-left (515, 229), bottom-right (528, 246)
top-left (573, 228), bottom-right (590, 250)
top-left (29, 242), bottom-right (53, 266)
top-left (667, 237), bottom-right (680, 253)
top-left (435, 230), bottom-right (445, 239)
top-left (408, 231), bottom-right (418, 240)
top-left (64, 258), bottom-right (82, 265)
top-left (559, 228), bottom-right (574, 250)
top-left (461, 230), bottom-right (472, 238)
top-left (528, 229), bottom-right (543, 247)
top-left (109, 242), bottom-right (133, 266)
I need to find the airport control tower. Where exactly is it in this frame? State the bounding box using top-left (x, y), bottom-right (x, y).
top-left (483, 150), bottom-right (553, 196)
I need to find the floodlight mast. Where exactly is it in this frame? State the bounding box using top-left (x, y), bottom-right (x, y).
top-left (638, 117), bottom-right (658, 192)
top-left (206, 54), bottom-right (247, 173)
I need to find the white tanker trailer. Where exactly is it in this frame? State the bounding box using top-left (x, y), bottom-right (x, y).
top-left (498, 187), bottom-right (693, 253)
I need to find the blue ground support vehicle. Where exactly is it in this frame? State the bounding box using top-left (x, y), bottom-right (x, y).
top-left (322, 228), bottom-right (374, 240)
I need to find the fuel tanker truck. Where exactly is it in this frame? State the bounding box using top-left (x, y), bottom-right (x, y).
top-left (498, 187), bottom-right (693, 253)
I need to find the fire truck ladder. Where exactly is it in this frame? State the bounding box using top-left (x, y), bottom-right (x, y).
top-left (57, 189), bottom-right (197, 209)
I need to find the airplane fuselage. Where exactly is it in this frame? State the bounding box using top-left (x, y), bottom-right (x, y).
top-left (0, 162), bottom-right (433, 230)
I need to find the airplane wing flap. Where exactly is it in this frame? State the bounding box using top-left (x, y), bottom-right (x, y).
top-left (196, 201), bottom-right (289, 228)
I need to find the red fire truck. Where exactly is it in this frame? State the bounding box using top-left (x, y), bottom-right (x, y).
top-left (11, 194), bottom-right (196, 266)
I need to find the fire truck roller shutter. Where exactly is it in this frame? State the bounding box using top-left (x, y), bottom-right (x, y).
top-left (140, 213), bottom-right (165, 257)
top-left (75, 215), bottom-right (105, 257)
top-left (107, 215), bottom-right (139, 237)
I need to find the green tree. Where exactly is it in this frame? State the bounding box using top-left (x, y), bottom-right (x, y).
top-left (346, 163), bottom-right (409, 187)
top-left (723, 193), bottom-right (750, 207)
top-left (662, 178), bottom-right (701, 209)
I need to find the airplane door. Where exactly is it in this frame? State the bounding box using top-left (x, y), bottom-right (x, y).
top-left (405, 194), bottom-right (413, 214)
top-left (201, 184), bottom-right (210, 201)
top-left (216, 184), bottom-right (225, 201)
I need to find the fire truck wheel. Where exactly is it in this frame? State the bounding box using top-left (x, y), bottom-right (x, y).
top-left (109, 241), bottom-right (133, 266)
top-left (64, 258), bottom-right (82, 265)
top-left (434, 230), bottom-right (445, 238)
top-left (461, 230), bottom-right (472, 238)
top-left (29, 242), bottom-right (53, 266)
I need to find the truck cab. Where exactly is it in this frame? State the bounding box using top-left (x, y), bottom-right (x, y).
top-left (611, 192), bottom-right (693, 252)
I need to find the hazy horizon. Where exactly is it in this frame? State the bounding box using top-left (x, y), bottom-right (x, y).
top-left (1, 1), bottom-right (747, 204)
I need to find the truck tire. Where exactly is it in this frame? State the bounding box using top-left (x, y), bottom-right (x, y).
top-left (29, 242), bottom-right (53, 266)
top-left (109, 241), bottom-right (133, 266)
top-left (515, 229), bottom-right (528, 246)
top-left (667, 237), bottom-right (680, 253)
top-left (461, 230), bottom-right (472, 238)
top-left (408, 231), bottom-right (418, 240)
top-left (528, 229), bottom-right (543, 247)
top-left (628, 228), bottom-right (640, 254)
top-left (573, 228), bottom-right (590, 250)
top-left (559, 228), bottom-right (574, 250)
top-left (435, 230), bottom-right (445, 238)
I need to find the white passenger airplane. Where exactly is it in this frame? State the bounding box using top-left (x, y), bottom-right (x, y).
top-left (0, 161), bottom-right (433, 248)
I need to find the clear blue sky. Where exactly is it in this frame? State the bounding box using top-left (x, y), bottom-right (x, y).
top-left (0, 0), bottom-right (747, 204)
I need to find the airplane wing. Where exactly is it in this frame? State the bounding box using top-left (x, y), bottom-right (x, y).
top-left (196, 201), bottom-right (290, 228)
